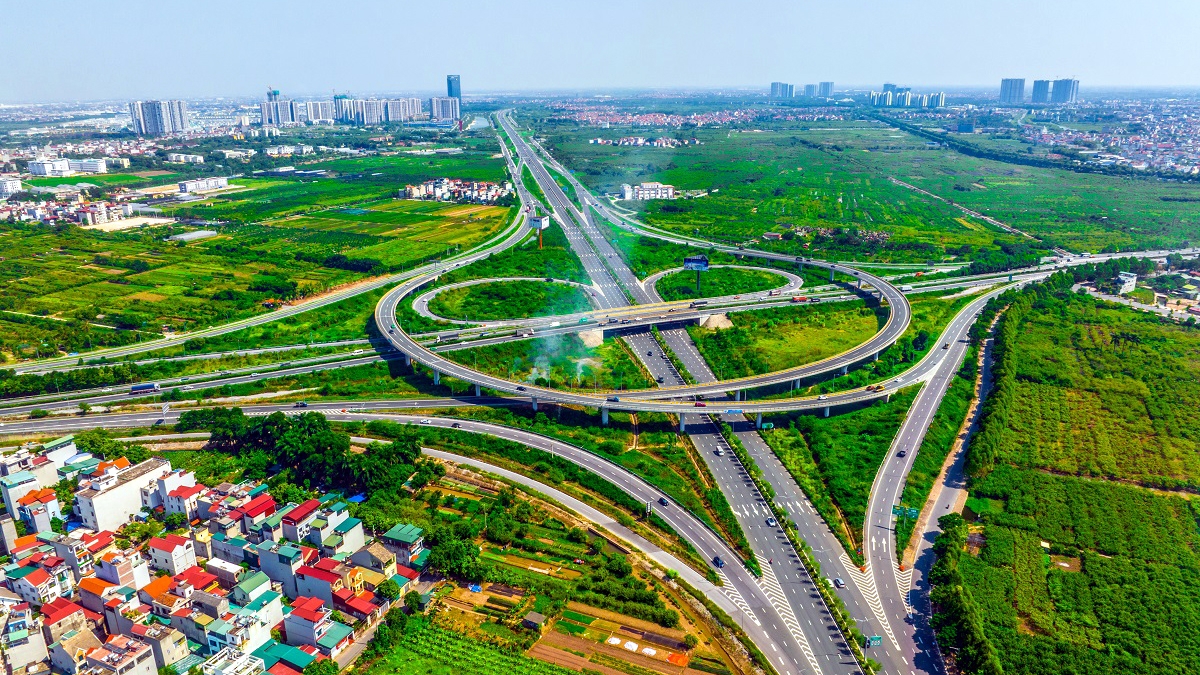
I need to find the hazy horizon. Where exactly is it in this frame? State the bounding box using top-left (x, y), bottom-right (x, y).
top-left (4, 0), bottom-right (1198, 104)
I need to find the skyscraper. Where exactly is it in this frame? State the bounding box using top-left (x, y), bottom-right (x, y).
top-left (769, 82), bottom-right (793, 98)
top-left (803, 84), bottom-right (817, 97)
top-left (259, 89), bottom-right (299, 126)
top-left (447, 75), bottom-right (461, 100)
top-left (818, 81), bottom-right (834, 97)
top-left (882, 83), bottom-right (898, 94)
top-left (430, 97), bottom-right (461, 121)
top-left (1051, 79), bottom-right (1079, 104)
top-left (129, 100), bottom-right (188, 136)
top-left (1031, 80), bottom-right (1051, 104)
top-left (1000, 78), bottom-right (1025, 104)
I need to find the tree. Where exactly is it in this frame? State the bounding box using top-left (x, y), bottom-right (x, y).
top-left (684, 634), bottom-right (698, 650)
top-left (375, 579), bottom-right (401, 601)
top-left (301, 659), bottom-right (339, 675)
top-left (404, 590), bottom-right (422, 614)
top-left (164, 512), bottom-right (188, 530)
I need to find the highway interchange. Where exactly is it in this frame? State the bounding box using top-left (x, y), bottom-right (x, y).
top-left (4, 109), bottom-right (1198, 675)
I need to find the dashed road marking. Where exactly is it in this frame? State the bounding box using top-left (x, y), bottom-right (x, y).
top-left (839, 553), bottom-right (900, 650)
top-left (757, 555), bottom-right (822, 675)
top-left (715, 568), bottom-right (761, 628)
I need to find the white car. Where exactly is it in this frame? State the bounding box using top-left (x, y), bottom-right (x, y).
top-left (420, 419), bottom-right (431, 425)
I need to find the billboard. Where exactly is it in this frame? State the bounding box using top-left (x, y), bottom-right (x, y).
top-left (683, 255), bottom-right (710, 272)
top-left (530, 215), bottom-right (551, 230)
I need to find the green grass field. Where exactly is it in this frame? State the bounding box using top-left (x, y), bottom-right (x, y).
top-left (930, 286), bottom-right (1200, 675)
top-left (25, 172), bottom-right (175, 188)
top-left (686, 301), bottom-right (881, 379)
top-left (429, 279), bottom-right (592, 321)
top-left (656, 266), bottom-right (782, 301)
top-left (445, 334), bottom-right (650, 392)
top-left (542, 118), bottom-right (1199, 259)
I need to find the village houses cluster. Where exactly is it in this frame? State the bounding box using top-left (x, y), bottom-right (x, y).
top-left (0, 436), bottom-right (429, 675)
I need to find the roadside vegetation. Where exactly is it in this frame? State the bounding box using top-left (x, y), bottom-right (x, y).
top-left (931, 268), bottom-right (1200, 675)
top-left (429, 280), bottom-right (592, 321)
top-left (444, 335), bottom-right (650, 392)
top-left (656, 266), bottom-right (781, 301)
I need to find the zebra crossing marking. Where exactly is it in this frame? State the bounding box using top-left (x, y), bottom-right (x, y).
top-left (757, 555), bottom-right (823, 675)
top-left (838, 553), bottom-right (900, 650)
top-left (715, 568), bottom-right (761, 628)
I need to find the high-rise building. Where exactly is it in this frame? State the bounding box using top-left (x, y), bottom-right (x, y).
top-left (447, 75), bottom-right (461, 99)
top-left (803, 84), bottom-right (817, 97)
top-left (818, 81), bottom-right (834, 97)
top-left (1051, 78), bottom-right (1079, 104)
top-left (334, 95), bottom-right (355, 123)
top-left (355, 99), bottom-right (386, 125)
top-left (384, 98), bottom-right (423, 123)
top-left (1031, 80), bottom-right (1051, 104)
top-left (769, 82), bottom-right (794, 98)
top-left (927, 92), bottom-right (946, 108)
top-left (306, 101), bottom-right (335, 122)
top-left (128, 100), bottom-right (188, 136)
top-left (882, 83), bottom-right (898, 94)
top-left (1000, 78), bottom-right (1025, 105)
top-left (429, 96), bottom-right (461, 121)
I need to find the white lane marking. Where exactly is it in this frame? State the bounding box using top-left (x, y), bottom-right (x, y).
top-left (839, 552), bottom-right (901, 650)
top-left (715, 568), bottom-right (761, 628)
top-left (757, 554), bottom-right (823, 675)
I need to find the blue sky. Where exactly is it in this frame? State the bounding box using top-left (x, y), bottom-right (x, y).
top-left (3, 0), bottom-right (1197, 102)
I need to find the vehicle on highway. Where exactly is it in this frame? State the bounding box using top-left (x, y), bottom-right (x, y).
top-left (129, 383), bottom-right (161, 395)
top-left (294, 401), bottom-right (308, 408)
top-left (942, 343), bottom-right (950, 349)
top-left (833, 577), bottom-right (846, 589)
top-left (181, 377), bottom-right (189, 382)
top-left (694, 402), bottom-right (707, 407)
top-left (656, 376), bottom-right (664, 383)
top-left (901, 285), bottom-right (914, 291)
top-left (897, 449), bottom-right (907, 457)
top-left (809, 297), bottom-right (820, 303)
top-left (420, 419), bottom-right (431, 425)
top-left (768, 289), bottom-right (782, 296)
top-left (647, 350), bottom-right (654, 356)
top-left (658, 497), bottom-right (669, 507)
top-left (714, 448), bottom-right (724, 456)
top-left (516, 386), bottom-right (527, 391)
top-left (712, 555), bottom-right (726, 568)
top-left (791, 296), bottom-right (808, 303)
top-left (353, 349), bottom-right (364, 355)
top-left (182, 385), bottom-right (192, 391)
top-left (451, 422), bottom-right (462, 429)
top-left (579, 317), bottom-right (589, 324)
top-left (103, 387), bottom-right (112, 393)
top-left (766, 517), bottom-right (777, 527)
top-left (818, 394), bottom-right (828, 400)
top-left (689, 300), bottom-right (708, 308)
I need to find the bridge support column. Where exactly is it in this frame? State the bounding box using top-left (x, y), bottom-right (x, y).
top-left (433, 370), bottom-right (440, 385)
top-left (601, 408), bottom-right (609, 425)
top-left (403, 353), bottom-right (412, 367)
top-left (830, 268), bottom-right (835, 282)
top-left (840, 365), bottom-right (848, 376)
top-left (531, 397), bottom-right (538, 412)
top-left (755, 412), bottom-right (763, 429)
top-left (678, 414), bottom-right (686, 432)
top-left (791, 379), bottom-right (799, 390)
top-left (872, 352), bottom-right (879, 362)
top-left (885, 393), bottom-right (891, 403)
top-left (474, 383), bottom-right (481, 397)
top-left (823, 406), bottom-right (831, 417)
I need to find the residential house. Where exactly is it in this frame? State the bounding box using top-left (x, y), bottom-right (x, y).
top-left (77, 576), bottom-right (119, 615)
top-left (1, 471), bottom-right (40, 518)
top-left (381, 523), bottom-right (423, 564)
top-left (165, 483), bottom-right (207, 522)
top-left (38, 596), bottom-right (93, 645)
top-left (74, 458), bottom-right (174, 532)
top-left (16, 488), bottom-right (61, 533)
top-left (350, 541), bottom-right (396, 578)
top-left (147, 534), bottom-right (197, 576)
top-left (279, 500), bottom-right (321, 543)
top-left (200, 647), bottom-right (267, 675)
top-left (49, 629), bottom-right (103, 674)
top-left (83, 634), bottom-right (156, 675)
top-left (128, 622), bottom-right (189, 669)
top-left (281, 596), bottom-right (353, 659)
top-left (94, 549), bottom-right (151, 590)
top-left (8, 566), bottom-right (62, 606)
top-left (2, 603), bottom-right (50, 672)
top-left (230, 571), bottom-right (271, 606)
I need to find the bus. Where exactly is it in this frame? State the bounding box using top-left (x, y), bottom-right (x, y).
top-left (129, 383), bottom-right (161, 395)
top-left (689, 300), bottom-right (709, 308)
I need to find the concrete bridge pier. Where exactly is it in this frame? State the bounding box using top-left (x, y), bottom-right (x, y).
top-left (872, 352), bottom-right (879, 362)
top-left (840, 365), bottom-right (848, 376)
top-left (433, 370), bottom-right (440, 385)
top-left (403, 353), bottom-right (412, 367)
top-left (830, 268), bottom-right (836, 282)
top-left (601, 407), bottom-right (609, 425)
top-left (678, 414), bottom-right (686, 432)
top-left (531, 397), bottom-right (538, 412)
top-left (474, 384), bottom-right (481, 397)
top-left (755, 412), bottom-right (763, 429)
top-left (824, 406), bottom-right (831, 417)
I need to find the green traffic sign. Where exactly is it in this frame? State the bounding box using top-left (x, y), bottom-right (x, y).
top-left (907, 508), bottom-right (919, 519)
top-left (891, 504), bottom-right (903, 516)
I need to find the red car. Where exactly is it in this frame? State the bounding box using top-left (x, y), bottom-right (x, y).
top-left (695, 402), bottom-right (707, 407)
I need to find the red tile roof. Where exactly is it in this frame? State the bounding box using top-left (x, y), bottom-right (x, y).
top-left (232, 493), bottom-right (276, 521)
top-left (168, 483), bottom-right (206, 500)
top-left (268, 662), bottom-right (304, 675)
top-left (174, 566), bottom-right (218, 590)
top-left (296, 566), bottom-right (339, 585)
top-left (81, 530), bottom-right (115, 553)
top-left (17, 488), bottom-right (58, 507)
top-left (288, 596), bottom-right (327, 623)
top-left (283, 499), bottom-right (320, 525)
top-left (148, 534), bottom-right (191, 553)
top-left (394, 565), bottom-right (419, 581)
top-left (20, 567), bottom-right (51, 586)
top-left (40, 597), bottom-right (84, 625)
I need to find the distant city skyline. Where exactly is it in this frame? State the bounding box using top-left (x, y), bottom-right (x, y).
top-left (2, 0), bottom-right (1199, 103)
